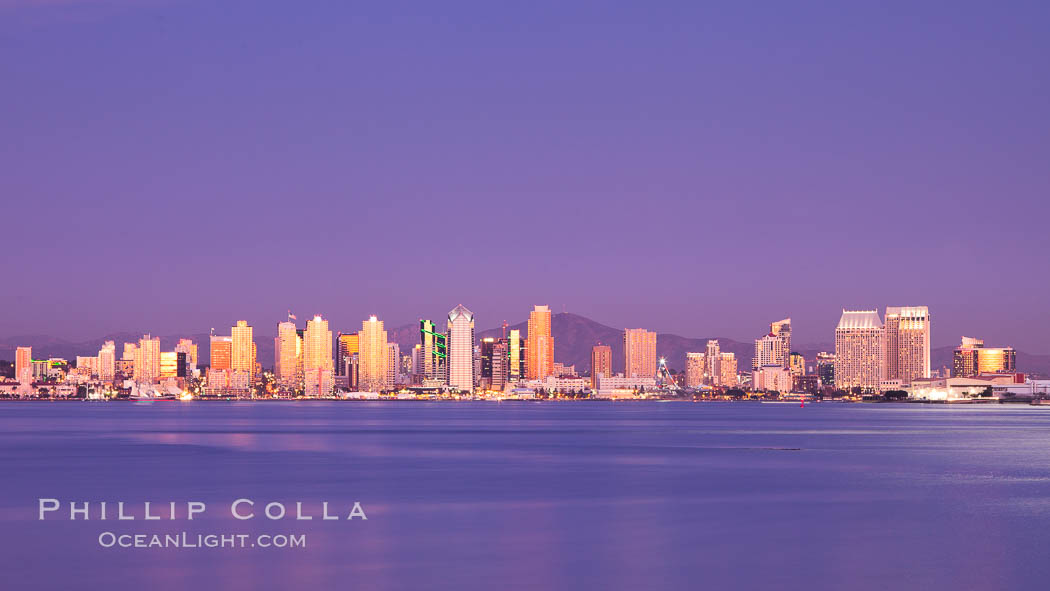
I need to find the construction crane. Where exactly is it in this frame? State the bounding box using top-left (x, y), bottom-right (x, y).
top-left (657, 358), bottom-right (681, 394)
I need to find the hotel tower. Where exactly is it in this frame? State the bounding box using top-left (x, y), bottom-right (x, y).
top-left (834, 310), bottom-right (884, 391)
top-left (883, 306), bottom-right (931, 385)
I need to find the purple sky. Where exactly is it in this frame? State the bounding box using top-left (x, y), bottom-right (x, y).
top-left (1, 0), bottom-right (1047, 351)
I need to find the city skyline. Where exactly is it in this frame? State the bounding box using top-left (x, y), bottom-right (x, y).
top-left (1, 2), bottom-right (1047, 353)
top-left (8, 301), bottom-right (1044, 403)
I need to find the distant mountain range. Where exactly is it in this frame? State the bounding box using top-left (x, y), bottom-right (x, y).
top-left (3, 313), bottom-right (1048, 377)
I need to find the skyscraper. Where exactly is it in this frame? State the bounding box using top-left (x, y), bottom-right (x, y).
top-left (526, 305), bottom-right (554, 380)
top-left (231, 320), bottom-right (255, 378)
top-left (134, 334), bottom-right (161, 384)
top-left (834, 310), bottom-right (884, 392)
top-left (590, 344), bottom-right (613, 389)
top-left (705, 340), bottom-right (721, 385)
top-left (336, 333), bottom-right (359, 377)
top-left (419, 319), bottom-right (447, 384)
top-left (624, 328), bottom-right (657, 378)
top-left (816, 352), bottom-right (836, 387)
top-left (883, 306), bottom-right (930, 385)
top-left (303, 315), bottom-right (333, 396)
top-left (275, 320), bottom-right (302, 388)
top-left (175, 339), bottom-right (198, 373)
top-left (446, 304), bottom-right (475, 391)
top-left (770, 318), bottom-right (791, 366)
top-left (684, 352), bottom-right (705, 388)
top-left (754, 318), bottom-right (791, 369)
top-left (210, 335), bottom-right (232, 371)
top-left (719, 353), bottom-right (738, 387)
top-left (97, 341), bottom-right (116, 382)
top-left (508, 329), bottom-right (525, 383)
top-left (358, 315), bottom-right (388, 392)
top-left (386, 342), bottom-right (401, 389)
top-left (480, 338), bottom-right (510, 391)
top-left (15, 346), bottom-right (32, 384)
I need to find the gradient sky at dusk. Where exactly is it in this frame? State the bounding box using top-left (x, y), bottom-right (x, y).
top-left (1, 0), bottom-right (1048, 351)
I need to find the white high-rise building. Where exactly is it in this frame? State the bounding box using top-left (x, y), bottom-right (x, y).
top-left (835, 310), bottom-right (884, 392)
top-left (386, 342), bottom-right (401, 389)
top-left (303, 315), bottom-right (333, 396)
top-left (754, 318), bottom-right (791, 370)
top-left (97, 341), bottom-right (116, 382)
top-left (446, 304), bottom-right (475, 391)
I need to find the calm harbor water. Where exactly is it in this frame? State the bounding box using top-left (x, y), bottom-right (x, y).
top-left (0, 401), bottom-right (1048, 590)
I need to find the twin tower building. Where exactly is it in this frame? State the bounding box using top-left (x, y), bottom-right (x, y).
top-left (835, 307), bottom-right (931, 392)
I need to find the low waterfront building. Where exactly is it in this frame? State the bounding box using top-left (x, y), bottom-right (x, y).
top-left (594, 374), bottom-right (657, 392)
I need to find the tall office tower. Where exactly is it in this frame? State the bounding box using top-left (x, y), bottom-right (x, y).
top-left (508, 329), bottom-right (525, 383)
top-left (97, 341), bottom-right (116, 382)
top-left (705, 340), bottom-right (721, 385)
top-left (623, 328), bottom-right (657, 378)
top-left (491, 340), bottom-right (509, 391)
top-left (411, 345), bottom-right (424, 378)
top-left (816, 352), bottom-right (836, 387)
top-left (303, 315), bottom-right (333, 396)
top-left (789, 352), bottom-right (806, 377)
top-left (834, 310), bottom-right (884, 392)
top-left (446, 305), bottom-right (475, 391)
top-left (175, 339), bottom-right (198, 372)
top-left (527, 305), bottom-right (554, 380)
top-left (480, 338), bottom-right (509, 390)
top-left (883, 306), bottom-right (931, 385)
top-left (160, 351), bottom-right (179, 379)
top-left (719, 353), bottom-right (738, 387)
top-left (770, 318), bottom-right (792, 367)
top-left (590, 344), bottom-right (613, 389)
top-left (210, 335), bottom-right (232, 370)
top-left (386, 343), bottom-right (401, 389)
top-left (753, 333), bottom-right (784, 370)
top-left (419, 319), bottom-right (447, 383)
top-left (684, 352), bottom-right (706, 388)
top-left (231, 320), bottom-right (255, 377)
top-left (15, 346), bottom-right (32, 384)
top-left (336, 333), bottom-right (360, 377)
top-left (358, 315), bottom-right (389, 392)
top-left (344, 354), bottom-right (360, 391)
top-left (275, 321), bottom-right (302, 388)
top-left (480, 338), bottom-right (496, 389)
top-left (122, 343), bottom-right (137, 362)
top-left (134, 334), bottom-right (161, 384)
